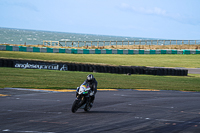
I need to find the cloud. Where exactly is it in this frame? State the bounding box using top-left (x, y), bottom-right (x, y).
top-left (121, 3), bottom-right (168, 16)
top-left (1, 1), bottom-right (39, 12)
top-left (120, 3), bottom-right (200, 25)
top-left (15, 2), bottom-right (39, 12)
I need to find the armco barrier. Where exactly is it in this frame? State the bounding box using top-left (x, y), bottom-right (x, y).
top-left (1, 45), bottom-right (200, 54)
top-left (6, 45), bottom-right (13, 51)
top-left (183, 50), bottom-right (200, 54)
top-left (0, 45), bottom-right (6, 51)
top-left (0, 58), bottom-right (188, 76)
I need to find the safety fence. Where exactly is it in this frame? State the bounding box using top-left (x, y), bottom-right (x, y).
top-left (0, 58), bottom-right (188, 76)
top-left (0, 45), bottom-right (200, 54)
top-left (43, 40), bottom-right (200, 47)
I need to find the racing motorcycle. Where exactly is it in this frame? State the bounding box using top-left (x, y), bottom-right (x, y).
top-left (71, 82), bottom-right (94, 113)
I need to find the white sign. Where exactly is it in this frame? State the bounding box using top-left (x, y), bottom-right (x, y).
top-left (15, 63), bottom-right (59, 70)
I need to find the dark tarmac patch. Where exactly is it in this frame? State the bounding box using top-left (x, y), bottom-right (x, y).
top-left (1, 88), bottom-right (200, 133)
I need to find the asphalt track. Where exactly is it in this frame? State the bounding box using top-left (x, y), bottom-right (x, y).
top-left (1, 88), bottom-right (200, 133)
top-left (187, 68), bottom-right (200, 74)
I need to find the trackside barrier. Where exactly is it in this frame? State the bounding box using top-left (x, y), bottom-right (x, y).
top-left (0, 45), bottom-right (200, 54)
top-left (183, 50), bottom-right (200, 54)
top-left (0, 58), bottom-right (188, 76)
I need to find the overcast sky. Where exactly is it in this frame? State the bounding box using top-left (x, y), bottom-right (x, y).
top-left (0, 0), bottom-right (200, 40)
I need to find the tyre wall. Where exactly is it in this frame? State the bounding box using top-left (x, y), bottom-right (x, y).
top-left (0, 58), bottom-right (188, 76)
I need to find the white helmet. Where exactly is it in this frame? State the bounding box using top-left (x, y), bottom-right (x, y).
top-left (87, 74), bottom-right (94, 82)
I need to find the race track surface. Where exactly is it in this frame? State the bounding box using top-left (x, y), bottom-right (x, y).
top-left (1, 88), bottom-right (200, 133)
top-left (187, 68), bottom-right (200, 74)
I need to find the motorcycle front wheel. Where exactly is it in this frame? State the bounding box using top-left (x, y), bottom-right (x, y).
top-left (71, 100), bottom-right (79, 113)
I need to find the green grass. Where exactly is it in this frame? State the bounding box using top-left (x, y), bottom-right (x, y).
top-left (0, 67), bottom-right (200, 91)
top-left (1, 51), bottom-right (200, 91)
top-left (0, 51), bottom-right (200, 68)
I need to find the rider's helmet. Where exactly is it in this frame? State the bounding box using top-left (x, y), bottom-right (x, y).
top-left (87, 74), bottom-right (94, 82)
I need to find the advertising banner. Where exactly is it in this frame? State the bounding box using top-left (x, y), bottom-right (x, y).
top-left (14, 61), bottom-right (68, 71)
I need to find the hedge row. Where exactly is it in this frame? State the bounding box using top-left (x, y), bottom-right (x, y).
top-left (0, 59), bottom-right (188, 76)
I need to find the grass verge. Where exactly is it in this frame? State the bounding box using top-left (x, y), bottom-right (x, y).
top-left (1, 51), bottom-right (200, 68)
top-left (0, 67), bottom-right (200, 91)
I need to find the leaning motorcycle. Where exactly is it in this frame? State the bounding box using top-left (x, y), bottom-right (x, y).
top-left (71, 82), bottom-right (94, 113)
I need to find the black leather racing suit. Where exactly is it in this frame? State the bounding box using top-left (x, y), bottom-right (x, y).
top-left (83, 78), bottom-right (98, 103)
top-left (83, 78), bottom-right (98, 94)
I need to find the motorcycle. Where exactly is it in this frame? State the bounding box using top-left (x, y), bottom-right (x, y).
top-left (71, 82), bottom-right (94, 113)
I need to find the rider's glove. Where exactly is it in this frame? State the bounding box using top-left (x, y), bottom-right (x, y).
top-left (90, 91), bottom-right (94, 96)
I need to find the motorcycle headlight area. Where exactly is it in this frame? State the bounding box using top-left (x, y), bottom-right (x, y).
top-left (79, 86), bottom-right (89, 94)
top-left (79, 90), bottom-right (88, 94)
top-left (82, 91), bottom-right (88, 94)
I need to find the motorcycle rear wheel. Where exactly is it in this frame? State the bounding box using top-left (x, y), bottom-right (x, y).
top-left (84, 104), bottom-right (91, 112)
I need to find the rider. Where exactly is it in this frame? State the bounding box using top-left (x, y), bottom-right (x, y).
top-left (78, 74), bottom-right (98, 106)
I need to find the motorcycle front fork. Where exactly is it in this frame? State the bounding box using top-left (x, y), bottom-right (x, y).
top-left (75, 95), bottom-right (90, 108)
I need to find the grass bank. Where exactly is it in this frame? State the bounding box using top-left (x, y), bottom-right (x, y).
top-left (0, 51), bottom-right (200, 68)
top-left (0, 67), bottom-right (200, 91)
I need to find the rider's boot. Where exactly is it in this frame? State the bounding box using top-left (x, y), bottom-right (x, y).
top-left (90, 96), bottom-right (95, 107)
